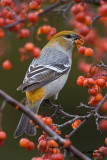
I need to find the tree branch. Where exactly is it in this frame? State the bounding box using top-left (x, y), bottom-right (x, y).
top-left (0, 89), bottom-right (91, 160)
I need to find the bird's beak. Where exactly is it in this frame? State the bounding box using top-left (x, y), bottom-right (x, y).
top-left (74, 34), bottom-right (84, 47)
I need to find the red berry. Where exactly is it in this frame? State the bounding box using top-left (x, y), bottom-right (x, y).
top-left (99, 119), bottom-right (107, 131)
top-left (77, 76), bottom-right (85, 86)
top-left (105, 137), bottom-right (107, 145)
top-left (31, 47), bottom-right (41, 58)
top-left (38, 140), bottom-right (47, 152)
top-left (48, 140), bottom-right (58, 148)
top-left (76, 12), bottom-right (85, 22)
top-left (26, 141), bottom-right (35, 151)
top-left (88, 88), bottom-right (97, 96)
top-left (78, 26), bottom-right (89, 36)
top-left (87, 78), bottom-right (96, 85)
top-left (95, 94), bottom-right (103, 102)
top-left (24, 42), bottom-right (35, 52)
top-left (99, 4), bottom-right (107, 16)
top-left (99, 146), bottom-right (107, 155)
top-left (0, 131), bottom-right (7, 140)
top-left (84, 48), bottom-right (93, 57)
top-left (2, 60), bottom-right (12, 70)
top-left (100, 102), bottom-right (107, 113)
top-left (29, 1), bottom-right (39, 10)
top-left (42, 117), bottom-right (52, 126)
top-left (19, 138), bottom-right (30, 148)
top-left (28, 12), bottom-right (38, 23)
top-left (93, 150), bottom-right (102, 159)
top-left (18, 29), bottom-right (30, 38)
top-left (63, 139), bottom-right (71, 148)
top-left (96, 79), bottom-right (106, 87)
top-left (78, 46), bottom-right (86, 54)
top-left (84, 16), bottom-right (92, 26)
top-left (41, 25), bottom-right (51, 34)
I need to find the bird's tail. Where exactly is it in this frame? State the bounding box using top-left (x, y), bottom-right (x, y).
top-left (14, 100), bottom-right (42, 138)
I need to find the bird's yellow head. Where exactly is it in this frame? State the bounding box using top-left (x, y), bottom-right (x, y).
top-left (46, 31), bottom-right (83, 52)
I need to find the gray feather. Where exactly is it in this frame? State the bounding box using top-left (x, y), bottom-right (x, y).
top-left (17, 47), bottom-right (70, 91)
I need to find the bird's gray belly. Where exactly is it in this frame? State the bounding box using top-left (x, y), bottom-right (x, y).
top-left (44, 72), bottom-right (69, 100)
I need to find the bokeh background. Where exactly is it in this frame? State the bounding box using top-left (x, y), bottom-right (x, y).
top-left (0, 1), bottom-right (107, 159)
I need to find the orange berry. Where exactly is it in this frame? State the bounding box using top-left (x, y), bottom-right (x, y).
top-left (19, 138), bottom-right (30, 148)
top-left (88, 96), bottom-right (99, 106)
top-left (88, 87), bottom-right (97, 96)
top-left (51, 153), bottom-right (64, 160)
top-left (29, 1), bottom-right (39, 10)
top-left (0, 131), bottom-right (7, 141)
top-left (96, 79), bottom-right (106, 87)
top-left (24, 42), bottom-right (35, 52)
top-left (41, 25), bottom-right (51, 34)
top-left (87, 78), bottom-right (96, 85)
top-left (2, 60), bottom-right (12, 70)
top-left (99, 119), bottom-right (107, 131)
top-left (31, 47), bottom-right (41, 58)
top-left (56, 130), bottom-right (61, 135)
top-left (105, 137), bottom-right (107, 145)
top-left (72, 119), bottom-right (81, 129)
top-left (99, 146), bottom-right (107, 155)
top-left (78, 26), bottom-right (89, 36)
top-left (93, 150), bottom-right (102, 159)
top-left (95, 94), bottom-right (103, 102)
top-left (38, 135), bottom-right (45, 143)
top-left (99, 4), bottom-right (107, 16)
top-left (52, 148), bottom-right (60, 154)
top-left (76, 12), bottom-right (85, 22)
top-left (77, 76), bottom-right (85, 86)
top-left (28, 12), bottom-right (38, 23)
top-left (78, 46), bottom-right (86, 54)
top-left (42, 117), bottom-right (52, 126)
top-left (63, 139), bottom-right (71, 148)
top-left (100, 102), bottom-right (107, 113)
top-left (26, 141), bottom-right (35, 151)
top-left (18, 29), bottom-right (30, 38)
top-left (83, 79), bottom-right (88, 87)
top-left (84, 16), bottom-right (92, 26)
top-left (48, 140), bottom-right (58, 148)
top-left (38, 140), bottom-right (47, 152)
top-left (84, 48), bottom-right (93, 57)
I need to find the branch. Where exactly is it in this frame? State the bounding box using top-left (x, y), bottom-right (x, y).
top-left (0, 89), bottom-right (91, 160)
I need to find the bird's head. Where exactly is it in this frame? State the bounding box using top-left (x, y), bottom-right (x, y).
top-left (47, 31), bottom-right (84, 53)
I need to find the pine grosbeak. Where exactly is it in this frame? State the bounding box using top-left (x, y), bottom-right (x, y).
top-left (14, 31), bottom-right (82, 137)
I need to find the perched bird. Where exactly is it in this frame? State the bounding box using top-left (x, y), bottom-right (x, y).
top-left (14, 31), bottom-right (82, 138)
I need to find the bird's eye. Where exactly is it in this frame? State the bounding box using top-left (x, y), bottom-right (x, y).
top-left (65, 35), bottom-right (72, 38)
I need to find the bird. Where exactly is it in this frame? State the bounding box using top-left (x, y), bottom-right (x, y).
top-left (14, 31), bottom-right (82, 138)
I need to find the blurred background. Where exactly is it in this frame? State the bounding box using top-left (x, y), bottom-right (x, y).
top-left (0, 0), bottom-right (107, 159)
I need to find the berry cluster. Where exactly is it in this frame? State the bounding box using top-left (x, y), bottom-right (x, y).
top-left (93, 137), bottom-right (107, 160)
top-left (77, 75), bottom-right (106, 106)
top-left (19, 42), bottom-right (41, 62)
top-left (38, 25), bottom-right (57, 40)
top-left (19, 116), bottom-right (72, 160)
